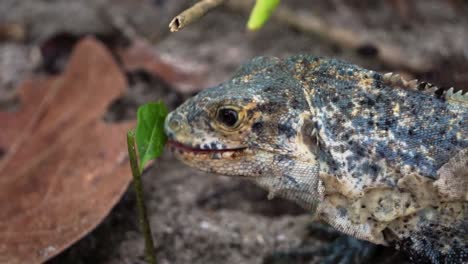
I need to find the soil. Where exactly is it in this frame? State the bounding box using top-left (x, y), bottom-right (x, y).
top-left (1, 0), bottom-right (467, 263)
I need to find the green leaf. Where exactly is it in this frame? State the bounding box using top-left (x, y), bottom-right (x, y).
top-left (247, 0), bottom-right (280, 31)
top-left (135, 101), bottom-right (169, 172)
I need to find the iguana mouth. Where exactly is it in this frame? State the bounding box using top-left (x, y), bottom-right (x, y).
top-left (167, 140), bottom-right (247, 155)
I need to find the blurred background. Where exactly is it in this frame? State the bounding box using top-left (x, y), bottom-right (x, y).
top-left (1, 0), bottom-right (467, 263)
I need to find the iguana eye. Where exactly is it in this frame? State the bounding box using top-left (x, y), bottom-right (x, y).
top-left (216, 107), bottom-right (239, 128)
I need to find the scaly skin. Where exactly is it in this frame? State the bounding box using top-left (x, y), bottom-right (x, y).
top-left (164, 55), bottom-right (467, 263)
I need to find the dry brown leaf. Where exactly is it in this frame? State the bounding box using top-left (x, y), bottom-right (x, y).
top-left (0, 37), bottom-right (134, 264)
top-left (118, 39), bottom-right (207, 93)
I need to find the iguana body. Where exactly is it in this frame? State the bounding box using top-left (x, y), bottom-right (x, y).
top-left (164, 55), bottom-right (468, 263)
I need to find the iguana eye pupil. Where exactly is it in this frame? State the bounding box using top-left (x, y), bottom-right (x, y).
top-left (217, 108), bottom-right (238, 127)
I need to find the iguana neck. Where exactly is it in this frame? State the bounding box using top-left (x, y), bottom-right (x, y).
top-left (249, 157), bottom-right (329, 212)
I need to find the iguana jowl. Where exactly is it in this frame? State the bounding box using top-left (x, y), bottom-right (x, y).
top-left (164, 55), bottom-right (467, 263)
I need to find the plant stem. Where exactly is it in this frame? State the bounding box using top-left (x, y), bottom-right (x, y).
top-left (247, 0), bottom-right (280, 31)
top-left (127, 131), bottom-right (157, 264)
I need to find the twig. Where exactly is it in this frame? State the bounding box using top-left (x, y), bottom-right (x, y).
top-left (169, 0), bottom-right (226, 32)
top-left (127, 131), bottom-right (157, 264)
top-left (227, 0), bottom-right (433, 72)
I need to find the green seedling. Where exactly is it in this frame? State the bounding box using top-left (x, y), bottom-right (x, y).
top-left (127, 101), bottom-right (169, 264)
top-left (247, 0), bottom-right (281, 31)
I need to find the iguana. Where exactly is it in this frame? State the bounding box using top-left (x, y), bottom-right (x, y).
top-left (164, 55), bottom-right (467, 263)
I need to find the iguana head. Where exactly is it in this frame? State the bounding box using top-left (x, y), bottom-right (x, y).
top-left (164, 57), bottom-right (324, 208)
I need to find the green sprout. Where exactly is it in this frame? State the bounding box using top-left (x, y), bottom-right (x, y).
top-left (127, 101), bottom-right (169, 264)
top-left (135, 102), bottom-right (169, 172)
top-left (247, 0), bottom-right (281, 31)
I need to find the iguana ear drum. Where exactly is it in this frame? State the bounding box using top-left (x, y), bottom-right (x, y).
top-left (301, 119), bottom-right (319, 153)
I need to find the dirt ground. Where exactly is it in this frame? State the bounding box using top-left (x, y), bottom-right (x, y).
top-left (1, 0), bottom-right (467, 263)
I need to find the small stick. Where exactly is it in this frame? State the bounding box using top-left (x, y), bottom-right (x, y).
top-left (127, 131), bottom-right (157, 264)
top-left (169, 0), bottom-right (226, 32)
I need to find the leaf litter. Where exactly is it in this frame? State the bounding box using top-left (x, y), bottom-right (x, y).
top-left (0, 37), bottom-right (134, 264)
